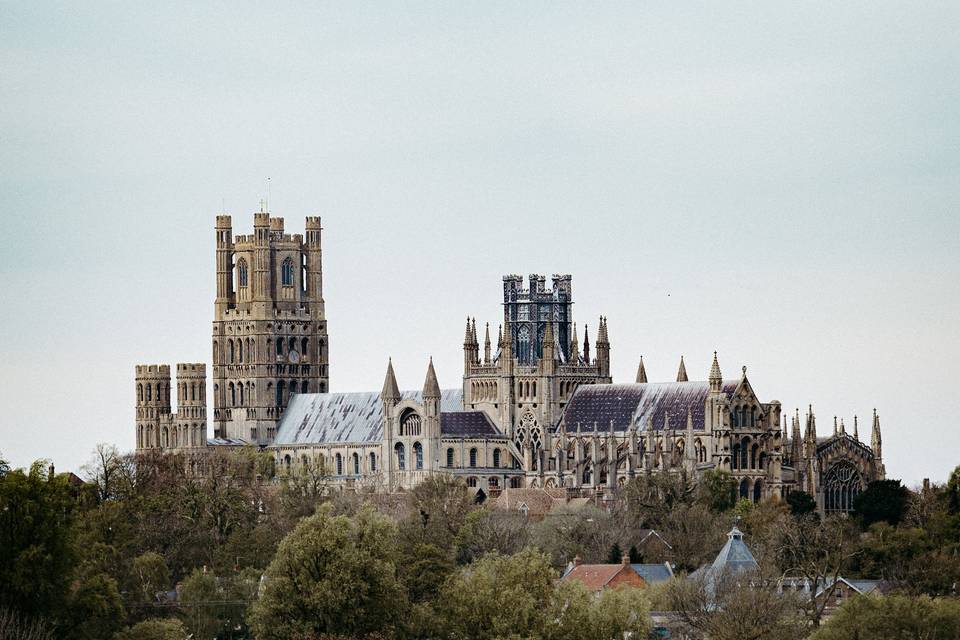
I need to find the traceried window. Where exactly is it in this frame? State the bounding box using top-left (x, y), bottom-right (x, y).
top-left (282, 258), bottom-right (295, 286)
top-left (400, 411), bottom-right (422, 437)
top-left (823, 460), bottom-right (864, 513)
top-left (395, 442), bottom-right (406, 470)
top-left (237, 259), bottom-right (248, 287)
top-left (414, 442), bottom-right (423, 470)
top-left (517, 325), bottom-right (531, 363)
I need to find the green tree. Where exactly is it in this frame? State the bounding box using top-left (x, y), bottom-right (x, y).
top-left (440, 549), bottom-right (649, 640)
top-left (178, 569), bottom-right (219, 640)
top-left (453, 508), bottom-right (529, 564)
top-left (113, 618), bottom-right (189, 640)
top-left (786, 491), bottom-right (817, 517)
top-left (606, 542), bottom-right (624, 564)
top-left (852, 479), bottom-right (911, 527)
top-left (0, 461), bottom-right (76, 619)
top-left (811, 595), bottom-right (960, 640)
top-left (396, 542), bottom-right (455, 603)
top-left (946, 465), bottom-right (960, 515)
top-left (132, 552), bottom-right (171, 606)
top-left (698, 469), bottom-right (738, 513)
top-left (64, 573), bottom-right (126, 640)
top-left (248, 504), bottom-right (408, 640)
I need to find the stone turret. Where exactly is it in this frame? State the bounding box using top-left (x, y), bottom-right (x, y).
top-left (636, 355), bottom-right (648, 383)
top-left (676, 355), bottom-right (688, 382)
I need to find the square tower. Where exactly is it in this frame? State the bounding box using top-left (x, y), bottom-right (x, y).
top-left (212, 211), bottom-right (329, 444)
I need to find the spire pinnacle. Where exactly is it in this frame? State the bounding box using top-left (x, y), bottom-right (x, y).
top-left (463, 317), bottom-right (472, 345)
top-left (636, 355), bottom-right (648, 383)
top-left (423, 357), bottom-right (441, 399)
top-left (471, 317), bottom-right (478, 347)
top-left (381, 357), bottom-right (400, 401)
top-left (483, 322), bottom-right (491, 364)
top-left (583, 324), bottom-right (591, 363)
top-left (676, 355), bottom-right (688, 382)
top-left (853, 415), bottom-right (859, 441)
top-left (709, 351), bottom-right (722, 382)
top-left (571, 323), bottom-right (580, 361)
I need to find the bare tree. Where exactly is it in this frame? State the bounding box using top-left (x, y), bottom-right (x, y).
top-left (82, 443), bottom-right (132, 501)
top-left (0, 608), bottom-right (55, 640)
top-left (663, 570), bottom-right (807, 640)
top-left (776, 514), bottom-right (861, 628)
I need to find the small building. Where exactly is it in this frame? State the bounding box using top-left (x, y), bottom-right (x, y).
top-left (562, 555), bottom-right (674, 594)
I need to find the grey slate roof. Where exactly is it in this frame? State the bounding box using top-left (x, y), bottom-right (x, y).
top-left (631, 563), bottom-right (674, 584)
top-left (274, 389), bottom-right (464, 445)
top-left (440, 411), bottom-right (501, 437)
top-left (562, 381), bottom-right (740, 433)
top-left (708, 525), bottom-right (759, 577)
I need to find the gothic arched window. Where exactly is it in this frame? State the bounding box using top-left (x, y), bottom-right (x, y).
top-left (276, 337), bottom-right (284, 357)
top-left (237, 259), bottom-right (248, 288)
top-left (469, 448), bottom-right (477, 468)
top-left (282, 258), bottom-right (295, 286)
top-left (369, 452), bottom-right (376, 472)
top-left (517, 325), bottom-right (531, 363)
top-left (401, 411), bottom-right (422, 437)
top-left (414, 442), bottom-right (423, 470)
top-left (823, 460), bottom-right (864, 513)
top-left (301, 380), bottom-right (308, 394)
top-left (353, 452), bottom-right (360, 475)
top-left (446, 448), bottom-right (454, 467)
top-left (493, 449), bottom-right (501, 468)
top-left (335, 453), bottom-right (343, 475)
top-left (395, 443), bottom-right (406, 470)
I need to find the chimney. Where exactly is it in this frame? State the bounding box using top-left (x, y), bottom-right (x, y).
top-left (621, 552), bottom-right (630, 566)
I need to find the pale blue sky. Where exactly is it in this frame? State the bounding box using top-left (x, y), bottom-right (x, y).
top-left (1, 2), bottom-right (958, 484)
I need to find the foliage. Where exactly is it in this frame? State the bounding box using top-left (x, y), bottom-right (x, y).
top-left (853, 479), bottom-right (911, 527)
top-left (657, 503), bottom-right (729, 572)
top-left (453, 507), bottom-right (529, 564)
top-left (811, 594), bottom-right (960, 640)
top-left (606, 542), bottom-right (624, 564)
top-left (529, 505), bottom-right (622, 567)
top-left (698, 469), bottom-right (738, 513)
top-left (947, 465), bottom-right (960, 515)
top-left (64, 573), bottom-right (126, 640)
top-left (248, 504), bottom-right (407, 640)
top-left (786, 490), bottom-right (817, 517)
top-left (404, 475), bottom-right (475, 550)
top-left (113, 618), bottom-right (189, 640)
top-left (439, 548), bottom-right (650, 640)
top-left (0, 461), bottom-right (76, 619)
top-left (662, 571), bottom-right (806, 640)
top-left (132, 552), bottom-right (171, 605)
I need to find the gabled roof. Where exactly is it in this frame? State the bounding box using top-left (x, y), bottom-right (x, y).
top-left (631, 563), bottom-right (674, 584)
top-left (562, 564), bottom-right (631, 591)
top-left (561, 381), bottom-right (739, 433)
top-left (274, 389), bottom-right (463, 445)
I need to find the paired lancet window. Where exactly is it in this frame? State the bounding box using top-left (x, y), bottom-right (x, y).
top-left (237, 259), bottom-right (248, 288)
top-left (281, 258), bottom-right (295, 286)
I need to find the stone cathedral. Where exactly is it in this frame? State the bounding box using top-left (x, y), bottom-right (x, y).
top-left (135, 210), bottom-right (885, 513)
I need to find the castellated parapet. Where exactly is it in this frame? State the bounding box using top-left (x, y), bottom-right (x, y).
top-left (135, 363), bottom-right (207, 451)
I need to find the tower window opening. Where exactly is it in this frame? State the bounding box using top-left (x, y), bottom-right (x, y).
top-left (282, 258), bottom-right (295, 286)
top-left (237, 259), bottom-right (248, 288)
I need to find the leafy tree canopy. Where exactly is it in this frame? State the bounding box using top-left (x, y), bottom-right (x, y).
top-left (853, 479), bottom-right (911, 527)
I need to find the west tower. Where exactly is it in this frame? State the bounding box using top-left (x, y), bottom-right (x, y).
top-left (212, 211), bottom-right (329, 444)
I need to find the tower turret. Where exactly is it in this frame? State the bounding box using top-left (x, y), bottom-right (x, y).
top-left (596, 317), bottom-right (610, 378)
top-left (175, 363), bottom-right (207, 448)
top-left (483, 323), bottom-right (491, 364)
top-left (305, 216), bottom-right (325, 309)
top-left (215, 215), bottom-right (234, 313)
top-left (134, 364), bottom-right (171, 450)
top-left (252, 212), bottom-right (270, 304)
top-left (708, 351), bottom-right (722, 392)
top-left (636, 355), bottom-right (648, 383)
top-left (871, 408), bottom-right (882, 461)
top-left (583, 324), bottom-right (591, 364)
top-left (676, 355), bottom-right (688, 382)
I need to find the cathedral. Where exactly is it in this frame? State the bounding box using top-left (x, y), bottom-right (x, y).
top-left (135, 211), bottom-right (886, 513)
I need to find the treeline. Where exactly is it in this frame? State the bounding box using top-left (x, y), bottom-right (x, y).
top-left (0, 447), bottom-right (958, 639)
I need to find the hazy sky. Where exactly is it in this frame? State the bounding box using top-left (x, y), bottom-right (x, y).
top-left (1, 2), bottom-right (958, 485)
